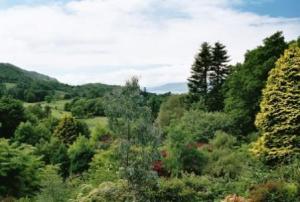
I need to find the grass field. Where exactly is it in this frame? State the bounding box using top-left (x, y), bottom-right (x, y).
top-left (4, 82), bottom-right (17, 89)
top-left (24, 99), bottom-right (108, 130)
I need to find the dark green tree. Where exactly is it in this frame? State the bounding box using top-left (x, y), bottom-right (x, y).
top-left (224, 32), bottom-right (287, 137)
top-left (207, 42), bottom-right (230, 111)
top-left (0, 139), bottom-right (44, 198)
top-left (0, 97), bottom-right (26, 138)
top-left (68, 135), bottom-right (94, 175)
top-left (188, 42), bottom-right (212, 102)
top-left (14, 122), bottom-right (51, 146)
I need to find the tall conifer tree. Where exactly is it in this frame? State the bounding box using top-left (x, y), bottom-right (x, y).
top-left (188, 42), bottom-right (212, 102)
top-left (207, 42), bottom-right (230, 111)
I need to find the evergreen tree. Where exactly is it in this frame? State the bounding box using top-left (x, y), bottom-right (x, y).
top-left (54, 115), bottom-right (89, 145)
top-left (188, 42), bottom-right (212, 102)
top-left (252, 45), bottom-right (300, 162)
top-left (207, 42), bottom-right (230, 111)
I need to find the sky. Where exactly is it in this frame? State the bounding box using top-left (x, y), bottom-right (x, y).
top-left (0, 0), bottom-right (299, 87)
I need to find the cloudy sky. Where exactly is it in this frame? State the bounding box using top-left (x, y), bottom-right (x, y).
top-left (0, 0), bottom-right (299, 87)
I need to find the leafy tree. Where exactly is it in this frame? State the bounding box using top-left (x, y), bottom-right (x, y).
top-left (54, 115), bottom-right (89, 145)
top-left (36, 136), bottom-right (70, 178)
top-left (188, 42), bottom-right (212, 102)
top-left (34, 165), bottom-right (71, 202)
top-left (68, 135), bottom-right (95, 174)
top-left (14, 122), bottom-right (51, 145)
top-left (207, 42), bottom-right (230, 111)
top-left (0, 97), bottom-right (26, 138)
top-left (166, 118), bottom-right (210, 176)
top-left (0, 139), bottom-right (44, 198)
top-left (171, 110), bottom-right (234, 142)
top-left (156, 95), bottom-right (186, 133)
top-left (105, 77), bottom-right (160, 200)
top-left (252, 45), bottom-right (300, 162)
top-left (224, 32), bottom-right (287, 137)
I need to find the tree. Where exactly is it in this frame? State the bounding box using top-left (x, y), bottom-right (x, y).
top-left (14, 122), bottom-right (51, 146)
top-left (224, 32), bottom-right (287, 137)
top-left (252, 45), bottom-right (300, 162)
top-left (207, 42), bottom-right (230, 111)
top-left (54, 115), bottom-right (89, 145)
top-left (156, 95), bottom-right (186, 133)
top-left (0, 97), bottom-right (26, 138)
top-left (105, 77), bottom-right (160, 201)
top-left (0, 139), bottom-right (44, 198)
top-left (188, 42), bottom-right (212, 102)
top-left (68, 135), bottom-right (94, 174)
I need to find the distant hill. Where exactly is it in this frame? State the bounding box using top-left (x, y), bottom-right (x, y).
top-left (147, 82), bottom-right (188, 94)
top-left (0, 63), bottom-right (118, 102)
top-left (0, 63), bottom-right (57, 83)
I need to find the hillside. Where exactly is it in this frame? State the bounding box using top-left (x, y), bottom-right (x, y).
top-left (0, 63), bottom-right (57, 83)
top-left (0, 63), bottom-right (119, 102)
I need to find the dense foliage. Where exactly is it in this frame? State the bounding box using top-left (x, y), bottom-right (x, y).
top-left (224, 32), bottom-right (287, 137)
top-left (252, 45), bottom-right (300, 163)
top-left (0, 32), bottom-right (299, 202)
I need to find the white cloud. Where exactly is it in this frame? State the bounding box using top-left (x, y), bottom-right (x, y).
top-left (0, 0), bottom-right (299, 86)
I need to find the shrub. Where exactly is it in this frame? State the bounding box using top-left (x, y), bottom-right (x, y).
top-left (88, 144), bottom-right (119, 185)
top-left (156, 95), bottom-right (186, 133)
top-left (0, 139), bottom-right (44, 198)
top-left (155, 174), bottom-right (214, 202)
top-left (249, 181), bottom-right (298, 202)
top-left (68, 136), bottom-right (95, 175)
top-left (173, 110), bottom-right (234, 142)
top-left (34, 165), bottom-right (70, 202)
top-left (74, 180), bottom-right (133, 202)
top-left (14, 122), bottom-right (51, 145)
top-left (54, 115), bottom-right (89, 145)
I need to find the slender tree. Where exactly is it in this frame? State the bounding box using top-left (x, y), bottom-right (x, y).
top-left (207, 42), bottom-right (230, 111)
top-left (188, 42), bottom-right (212, 102)
top-left (105, 77), bottom-right (160, 201)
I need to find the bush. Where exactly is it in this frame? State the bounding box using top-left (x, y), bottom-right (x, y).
top-left (249, 181), bottom-right (298, 202)
top-left (14, 122), bottom-right (51, 145)
top-left (0, 139), bottom-right (44, 198)
top-left (88, 144), bottom-right (119, 185)
top-left (74, 180), bottom-right (133, 202)
top-left (36, 137), bottom-right (70, 178)
top-left (203, 132), bottom-right (249, 180)
top-left (54, 115), bottom-right (90, 145)
top-left (34, 165), bottom-right (70, 202)
top-left (68, 136), bottom-right (95, 174)
top-left (156, 95), bottom-right (186, 133)
top-left (155, 174), bottom-right (214, 202)
top-left (172, 110), bottom-right (234, 142)
top-left (165, 124), bottom-right (207, 176)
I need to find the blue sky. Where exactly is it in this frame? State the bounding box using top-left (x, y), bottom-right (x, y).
top-left (0, 0), bottom-right (299, 86)
top-left (236, 0), bottom-right (300, 18)
top-left (2, 0), bottom-right (299, 18)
